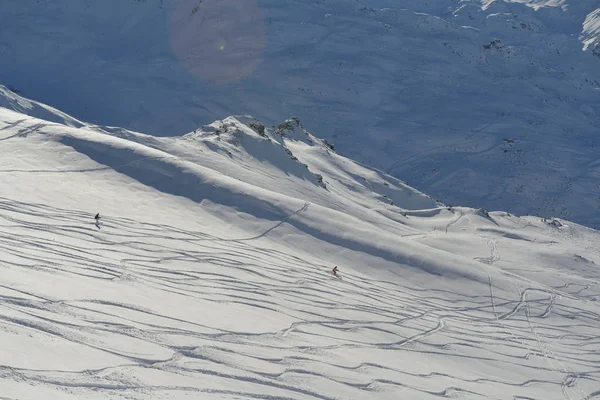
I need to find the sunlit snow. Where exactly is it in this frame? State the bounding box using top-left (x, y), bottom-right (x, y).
top-left (0, 90), bottom-right (599, 399)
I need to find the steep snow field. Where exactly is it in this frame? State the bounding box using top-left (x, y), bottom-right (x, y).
top-left (0, 0), bottom-right (599, 228)
top-left (1, 99), bottom-right (600, 399)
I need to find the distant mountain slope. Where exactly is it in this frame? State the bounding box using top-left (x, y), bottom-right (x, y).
top-left (581, 7), bottom-right (600, 51)
top-left (0, 0), bottom-right (599, 227)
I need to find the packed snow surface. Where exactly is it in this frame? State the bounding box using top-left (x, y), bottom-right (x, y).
top-left (1, 0), bottom-right (599, 228)
top-left (1, 98), bottom-right (599, 399)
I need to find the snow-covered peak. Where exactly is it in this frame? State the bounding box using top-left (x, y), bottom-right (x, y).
top-left (91, 113), bottom-right (440, 218)
top-left (274, 117), bottom-right (314, 142)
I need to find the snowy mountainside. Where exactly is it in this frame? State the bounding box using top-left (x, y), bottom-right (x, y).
top-left (0, 85), bottom-right (84, 128)
top-left (1, 1), bottom-right (599, 228)
top-left (1, 102), bottom-right (600, 399)
top-left (581, 7), bottom-right (600, 51)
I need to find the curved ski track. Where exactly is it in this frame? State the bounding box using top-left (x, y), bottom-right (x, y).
top-left (0, 199), bottom-right (599, 399)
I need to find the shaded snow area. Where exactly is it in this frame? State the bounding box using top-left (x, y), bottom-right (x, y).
top-left (1, 0), bottom-right (599, 228)
top-left (1, 100), bottom-right (600, 399)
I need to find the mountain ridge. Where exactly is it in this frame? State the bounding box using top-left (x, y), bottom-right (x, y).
top-left (1, 0), bottom-right (599, 227)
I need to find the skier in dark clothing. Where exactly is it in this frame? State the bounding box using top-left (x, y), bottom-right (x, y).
top-left (332, 266), bottom-right (339, 276)
top-left (94, 213), bottom-right (100, 220)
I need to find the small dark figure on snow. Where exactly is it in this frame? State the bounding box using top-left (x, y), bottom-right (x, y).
top-left (93, 213), bottom-right (101, 230)
top-left (332, 266), bottom-right (339, 276)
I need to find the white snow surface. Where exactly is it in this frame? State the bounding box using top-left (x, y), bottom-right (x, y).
top-left (581, 8), bottom-right (600, 50)
top-left (1, 100), bottom-right (600, 399)
top-left (1, 0), bottom-right (599, 228)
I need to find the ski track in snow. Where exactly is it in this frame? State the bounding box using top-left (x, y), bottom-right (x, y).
top-left (0, 198), bottom-right (599, 399)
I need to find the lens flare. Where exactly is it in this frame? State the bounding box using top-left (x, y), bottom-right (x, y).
top-left (167, 0), bottom-right (266, 84)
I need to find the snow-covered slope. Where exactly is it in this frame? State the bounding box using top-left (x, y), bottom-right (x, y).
top-left (581, 7), bottom-right (600, 51)
top-left (1, 0), bottom-right (599, 228)
top-left (0, 85), bottom-right (85, 128)
top-left (1, 102), bottom-right (600, 399)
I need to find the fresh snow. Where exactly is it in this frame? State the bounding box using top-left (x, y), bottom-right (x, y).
top-left (581, 8), bottom-right (600, 50)
top-left (0, 0), bottom-right (599, 228)
top-left (1, 98), bottom-right (600, 399)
